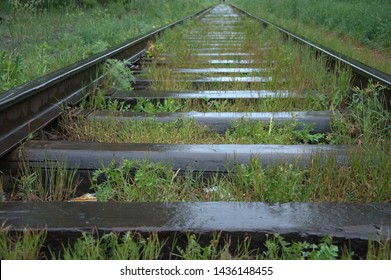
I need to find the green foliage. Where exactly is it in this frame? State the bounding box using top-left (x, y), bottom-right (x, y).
top-left (64, 116), bottom-right (324, 145)
top-left (263, 235), bottom-right (338, 260)
top-left (226, 119), bottom-right (323, 144)
top-left (13, 160), bottom-right (79, 202)
top-left (87, 147), bottom-right (391, 204)
top-left (92, 159), bottom-right (179, 202)
top-left (103, 59), bottom-right (135, 91)
top-left (174, 233), bottom-right (221, 260)
top-left (0, 50), bottom-right (25, 92)
top-left (348, 83), bottom-right (390, 144)
top-left (133, 98), bottom-right (182, 113)
top-left (0, 229), bottom-right (47, 260)
top-left (8, 0), bottom-right (44, 14)
top-left (366, 236), bottom-right (391, 260)
top-left (230, 0), bottom-right (391, 50)
top-left (229, 0), bottom-right (390, 74)
top-left (0, 0), bottom-right (214, 93)
top-left (331, 82), bottom-right (391, 145)
top-left (62, 232), bottom-right (166, 260)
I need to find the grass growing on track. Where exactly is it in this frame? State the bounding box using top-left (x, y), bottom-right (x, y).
top-left (89, 152), bottom-right (390, 203)
top-left (1, 229), bottom-right (389, 260)
top-left (229, 0), bottom-right (391, 74)
top-left (0, 229), bottom-right (47, 260)
top-left (0, 0), bottom-right (214, 93)
top-left (89, 94), bottom-right (319, 113)
top-left (329, 83), bottom-right (391, 146)
top-left (144, 17), bottom-right (353, 105)
top-left (6, 147), bottom-right (390, 204)
top-left (59, 117), bottom-right (323, 145)
top-left (7, 160), bottom-right (80, 202)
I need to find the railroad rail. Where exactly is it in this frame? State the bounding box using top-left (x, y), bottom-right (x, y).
top-left (0, 4), bottom-right (390, 259)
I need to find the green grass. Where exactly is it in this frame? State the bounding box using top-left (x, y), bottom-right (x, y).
top-left (145, 17), bottom-right (353, 101)
top-left (1, 229), bottom-right (389, 260)
top-left (88, 152), bottom-right (390, 203)
top-left (8, 159), bottom-right (80, 202)
top-left (228, 0), bottom-right (391, 74)
top-left (329, 82), bottom-right (391, 146)
top-left (0, 228), bottom-right (47, 260)
top-left (58, 116), bottom-right (324, 145)
top-left (87, 95), bottom-right (320, 113)
top-left (0, 0), bottom-right (215, 93)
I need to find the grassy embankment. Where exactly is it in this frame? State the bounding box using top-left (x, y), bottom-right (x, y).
top-left (0, 0), bottom-right (214, 93)
top-left (228, 0), bottom-right (391, 74)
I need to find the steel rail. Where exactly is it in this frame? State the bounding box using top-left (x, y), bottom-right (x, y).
top-left (230, 4), bottom-right (391, 104)
top-left (0, 6), bottom-right (214, 158)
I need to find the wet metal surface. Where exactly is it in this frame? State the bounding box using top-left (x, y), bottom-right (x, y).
top-left (110, 89), bottom-right (300, 100)
top-left (1, 202), bottom-right (390, 241)
top-left (134, 77), bottom-right (274, 90)
top-left (192, 76), bottom-right (272, 82)
top-left (173, 68), bottom-right (267, 74)
top-left (191, 53), bottom-right (254, 56)
top-left (1, 140), bottom-right (351, 172)
top-left (207, 59), bottom-right (252, 63)
top-left (88, 110), bottom-right (332, 133)
top-left (160, 53), bottom-right (253, 57)
top-left (194, 43), bottom-right (242, 47)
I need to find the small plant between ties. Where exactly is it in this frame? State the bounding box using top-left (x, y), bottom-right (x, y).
top-left (103, 59), bottom-right (135, 91)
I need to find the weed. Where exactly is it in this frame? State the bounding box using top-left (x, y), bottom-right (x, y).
top-left (366, 236), bottom-right (391, 260)
top-left (331, 82), bottom-right (391, 145)
top-left (0, 50), bottom-right (25, 91)
top-left (175, 233), bottom-right (217, 260)
top-left (92, 159), bottom-right (181, 202)
top-left (0, 0), bottom-right (215, 93)
top-left (61, 232), bottom-right (166, 260)
top-left (102, 59), bottom-right (135, 91)
top-left (230, 0), bottom-right (391, 74)
top-left (262, 235), bottom-right (338, 260)
top-left (0, 228), bottom-right (47, 260)
top-left (11, 160), bottom-right (80, 202)
top-left (132, 98), bottom-right (182, 113)
top-left (0, 228), bottom-right (388, 259)
top-left (9, 0), bottom-right (43, 14)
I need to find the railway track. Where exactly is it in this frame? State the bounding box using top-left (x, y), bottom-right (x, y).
top-left (0, 4), bottom-right (390, 259)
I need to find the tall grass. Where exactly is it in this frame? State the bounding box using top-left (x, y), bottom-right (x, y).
top-left (0, 0), bottom-right (214, 93)
top-left (0, 228), bottom-right (47, 260)
top-left (10, 160), bottom-right (80, 202)
top-left (89, 153), bottom-right (390, 204)
top-left (59, 115), bottom-right (324, 145)
top-left (145, 16), bottom-right (352, 110)
top-left (229, 0), bottom-right (391, 74)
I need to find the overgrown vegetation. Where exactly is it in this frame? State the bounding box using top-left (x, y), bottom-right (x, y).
top-left (59, 116), bottom-right (324, 145)
top-left (229, 0), bottom-right (391, 74)
top-left (87, 155), bottom-right (390, 203)
top-left (102, 59), bottom-right (135, 91)
top-left (2, 3), bottom-right (390, 261)
top-left (0, 50), bottom-right (24, 91)
top-left (1, 229), bottom-right (389, 260)
top-left (0, 228), bottom-right (46, 260)
top-left (8, 160), bottom-right (80, 202)
top-left (0, 0), bottom-right (214, 93)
